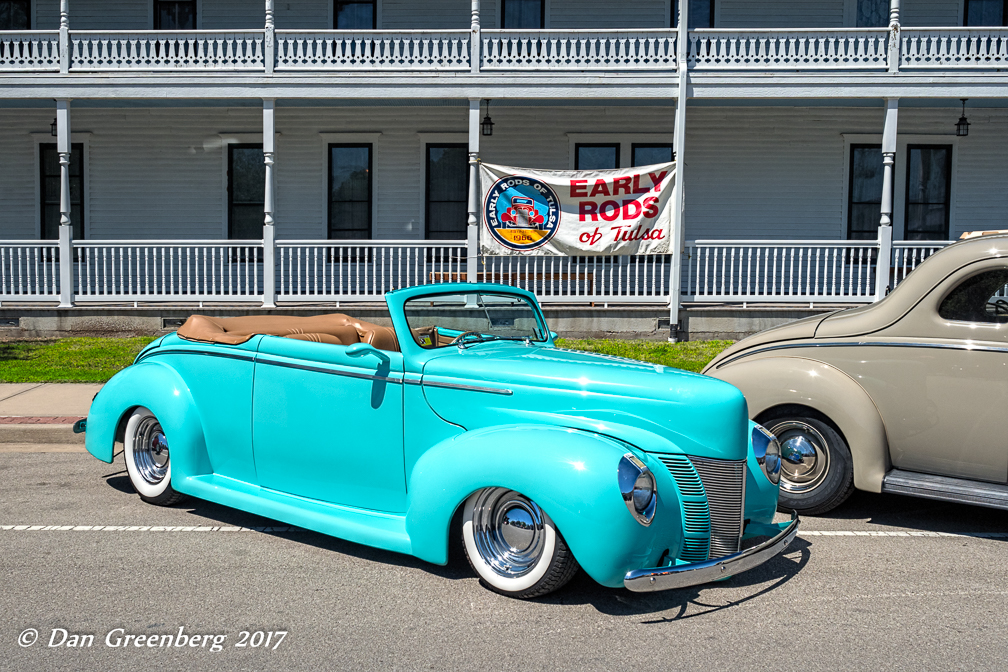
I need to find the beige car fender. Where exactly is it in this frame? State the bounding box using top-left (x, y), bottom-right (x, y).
top-left (710, 356), bottom-right (890, 493)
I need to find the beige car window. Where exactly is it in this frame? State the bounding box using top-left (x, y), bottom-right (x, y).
top-left (938, 268), bottom-right (1008, 324)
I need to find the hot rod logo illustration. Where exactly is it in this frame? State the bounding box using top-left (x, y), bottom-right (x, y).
top-left (483, 176), bottom-right (559, 251)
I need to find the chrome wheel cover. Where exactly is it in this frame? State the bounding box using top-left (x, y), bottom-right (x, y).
top-left (470, 488), bottom-right (547, 578)
top-left (770, 420), bottom-right (830, 495)
top-left (131, 416), bottom-right (170, 486)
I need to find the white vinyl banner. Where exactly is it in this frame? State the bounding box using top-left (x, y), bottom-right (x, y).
top-left (479, 161), bottom-right (676, 256)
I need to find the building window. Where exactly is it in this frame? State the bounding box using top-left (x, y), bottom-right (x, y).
top-left (154, 1), bottom-right (196, 30)
top-left (334, 0), bottom-right (375, 29)
top-left (425, 144), bottom-right (468, 241)
top-left (905, 145), bottom-right (952, 241)
top-left (0, 0), bottom-right (30, 30)
top-left (328, 144), bottom-right (372, 239)
top-left (964, 0), bottom-right (1007, 26)
top-left (856, 0), bottom-right (889, 26)
top-left (847, 144), bottom-right (883, 240)
top-left (631, 144), bottom-right (674, 167)
top-left (673, 0), bottom-right (715, 29)
top-left (575, 143), bottom-right (619, 170)
top-left (39, 143), bottom-right (84, 240)
top-left (501, 0), bottom-right (544, 29)
top-left (228, 144), bottom-right (265, 240)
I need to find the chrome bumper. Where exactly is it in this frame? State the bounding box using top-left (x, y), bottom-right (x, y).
top-left (623, 512), bottom-right (799, 592)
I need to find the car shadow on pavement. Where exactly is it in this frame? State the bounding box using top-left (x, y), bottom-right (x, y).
top-left (814, 490), bottom-right (1008, 538)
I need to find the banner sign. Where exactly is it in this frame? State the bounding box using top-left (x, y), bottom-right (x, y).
top-left (480, 161), bottom-right (675, 256)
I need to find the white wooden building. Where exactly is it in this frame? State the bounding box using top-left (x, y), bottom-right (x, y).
top-left (1, 0), bottom-right (1006, 336)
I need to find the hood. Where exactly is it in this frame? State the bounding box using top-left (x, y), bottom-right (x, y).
top-left (702, 311), bottom-right (837, 373)
top-left (420, 343), bottom-right (750, 460)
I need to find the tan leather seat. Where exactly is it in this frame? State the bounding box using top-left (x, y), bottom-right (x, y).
top-left (177, 313), bottom-right (400, 352)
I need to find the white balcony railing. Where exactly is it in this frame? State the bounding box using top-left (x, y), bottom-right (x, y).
top-left (0, 31), bottom-right (60, 71)
top-left (688, 28), bottom-right (889, 70)
top-left (74, 241), bottom-right (263, 302)
top-left (683, 240), bottom-right (881, 303)
top-left (69, 31), bottom-right (265, 70)
top-left (0, 242), bottom-right (61, 300)
top-left (901, 28), bottom-right (1008, 69)
top-left (891, 240), bottom-right (952, 286)
top-left (481, 30), bottom-right (677, 70)
top-left (276, 240), bottom-right (467, 301)
top-left (275, 30), bottom-right (470, 70)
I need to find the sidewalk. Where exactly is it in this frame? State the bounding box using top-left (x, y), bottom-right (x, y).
top-left (0, 384), bottom-right (102, 451)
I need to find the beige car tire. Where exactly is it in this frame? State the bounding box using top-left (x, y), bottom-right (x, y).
top-left (764, 414), bottom-right (854, 515)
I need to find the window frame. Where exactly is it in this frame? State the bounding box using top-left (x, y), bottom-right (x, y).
top-left (226, 142), bottom-right (265, 240)
top-left (964, 0), bottom-right (1008, 26)
top-left (630, 143), bottom-right (675, 168)
top-left (846, 143), bottom-right (884, 240)
top-left (38, 142), bottom-right (85, 241)
top-left (574, 143), bottom-right (620, 170)
top-left (333, 0), bottom-right (377, 29)
top-left (0, 0), bottom-right (30, 30)
top-left (501, 0), bottom-right (545, 29)
top-left (424, 142), bottom-right (469, 242)
top-left (904, 144), bottom-right (953, 242)
top-left (327, 143), bottom-right (373, 240)
top-left (153, 0), bottom-right (197, 30)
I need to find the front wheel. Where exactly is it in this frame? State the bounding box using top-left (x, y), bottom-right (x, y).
top-left (765, 415), bottom-right (854, 515)
top-left (123, 407), bottom-right (186, 506)
top-left (462, 488), bottom-right (579, 599)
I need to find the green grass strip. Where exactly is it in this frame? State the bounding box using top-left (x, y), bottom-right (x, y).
top-left (0, 337), bottom-right (156, 383)
top-left (555, 338), bottom-right (733, 373)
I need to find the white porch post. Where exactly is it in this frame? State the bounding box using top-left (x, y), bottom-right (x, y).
top-left (56, 100), bottom-right (73, 307)
top-left (876, 97), bottom-right (898, 300)
top-left (59, 0), bottom-right (68, 73)
top-left (467, 98), bottom-right (480, 283)
top-left (887, 0), bottom-right (901, 74)
top-left (262, 98), bottom-right (277, 308)
top-left (668, 0), bottom-right (689, 341)
top-left (264, 0), bottom-right (275, 74)
top-left (470, 0), bottom-right (480, 74)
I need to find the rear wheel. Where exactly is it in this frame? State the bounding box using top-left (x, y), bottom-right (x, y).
top-left (462, 487), bottom-right (579, 599)
top-left (123, 407), bottom-right (186, 506)
top-left (765, 415), bottom-right (854, 515)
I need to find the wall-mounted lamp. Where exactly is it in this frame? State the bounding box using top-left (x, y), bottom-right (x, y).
top-left (50, 117), bottom-right (58, 137)
top-left (956, 98), bottom-right (970, 137)
top-left (481, 99), bottom-right (494, 137)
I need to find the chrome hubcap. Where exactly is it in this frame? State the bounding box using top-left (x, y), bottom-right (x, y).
top-left (770, 420), bottom-right (830, 495)
top-left (132, 416), bottom-right (169, 485)
top-left (471, 488), bottom-right (546, 578)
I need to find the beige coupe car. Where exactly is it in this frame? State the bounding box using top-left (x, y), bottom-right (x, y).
top-left (703, 233), bottom-right (1008, 514)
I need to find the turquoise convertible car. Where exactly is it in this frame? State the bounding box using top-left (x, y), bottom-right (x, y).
top-left (82, 283), bottom-right (797, 598)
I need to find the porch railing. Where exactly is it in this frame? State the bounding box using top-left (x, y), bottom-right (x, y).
top-left (891, 240), bottom-right (952, 287)
top-left (0, 242), bottom-right (61, 301)
top-left (688, 28), bottom-right (889, 70)
top-left (901, 28), bottom-right (1008, 69)
top-left (0, 31), bottom-right (60, 71)
top-left (275, 30), bottom-right (470, 70)
top-left (481, 30), bottom-right (677, 71)
top-left (69, 31), bottom-right (265, 70)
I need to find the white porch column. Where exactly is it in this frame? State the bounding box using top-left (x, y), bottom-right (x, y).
top-left (887, 0), bottom-right (901, 73)
top-left (876, 97), bottom-right (898, 300)
top-left (668, 0), bottom-right (689, 341)
top-left (59, 0), bottom-right (68, 73)
top-left (56, 100), bottom-right (73, 307)
top-left (467, 98), bottom-right (480, 283)
top-left (262, 98), bottom-right (277, 308)
top-left (470, 0), bottom-right (480, 74)
top-left (265, 0), bottom-right (275, 74)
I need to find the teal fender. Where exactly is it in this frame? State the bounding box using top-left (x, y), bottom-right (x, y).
top-left (85, 361), bottom-right (211, 481)
top-left (404, 424), bottom-right (685, 588)
top-left (745, 420), bottom-right (781, 526)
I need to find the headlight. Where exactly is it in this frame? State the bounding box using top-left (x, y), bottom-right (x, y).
top-left (618, 453), bottom-right (656, 526)
top-left (752, 425), bottom-right (782, 485)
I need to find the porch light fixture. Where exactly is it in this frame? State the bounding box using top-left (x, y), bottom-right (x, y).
top-left (481, 99), bottom-right (494, 137)
top-left (50, 117), bottom-right (58, 137)
top-left (956, 99), bottom-right (970, 137)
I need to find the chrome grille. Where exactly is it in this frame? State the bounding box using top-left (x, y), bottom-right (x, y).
top-left (689, 456), bottom-right (746, 559)
top-left (658, 454), bottom-right (710, 562)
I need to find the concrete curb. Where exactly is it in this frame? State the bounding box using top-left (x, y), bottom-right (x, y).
top-left (0, 424), bottom-right (84, 445)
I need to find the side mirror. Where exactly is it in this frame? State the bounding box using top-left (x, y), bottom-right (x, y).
top-left (549, 331), bottom-right (559, 341)
top-left (346, 342), bottom-right (390, 362)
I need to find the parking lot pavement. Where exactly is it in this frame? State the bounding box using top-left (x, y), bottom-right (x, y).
top-left (1, 451), bottom-right (1006, 672)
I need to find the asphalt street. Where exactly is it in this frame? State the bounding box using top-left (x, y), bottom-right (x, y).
top-left (2, 449), bottom-right (1007, 672)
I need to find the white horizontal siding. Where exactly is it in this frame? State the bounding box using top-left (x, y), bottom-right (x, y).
top-left (273, 0), bottom-right (330, 29)
top-left (550, 0), bottom-right (668, 29)
top-left (202, 0), bottom-right (263, 30)
top-left (382, 0), bottom-right (471, 29)
top-left (718, 0), bottom-right (844, 28)
top-left (901, 0), bottom-right (962, 27)
top-left (0, 109), bottom-right (51, 239)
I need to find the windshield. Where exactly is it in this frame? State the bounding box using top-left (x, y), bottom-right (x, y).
top-left (403, 292), bottom-right (547, 348)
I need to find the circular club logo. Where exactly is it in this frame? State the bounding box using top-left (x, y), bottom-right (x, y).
top-left (483, 175), bottom-right (560, 251)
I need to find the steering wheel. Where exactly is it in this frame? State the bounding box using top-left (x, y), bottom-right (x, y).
top-left (450, 330), bottom-right (483, 346)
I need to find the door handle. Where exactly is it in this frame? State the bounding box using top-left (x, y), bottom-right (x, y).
top-left (345, 342), bottom-right (390, 363)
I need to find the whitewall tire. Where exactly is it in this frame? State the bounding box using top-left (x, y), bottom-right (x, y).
top-left (123, 407), bottom-right (185, 506)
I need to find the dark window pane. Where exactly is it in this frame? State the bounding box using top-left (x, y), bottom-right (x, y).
top-left (329, 144), bottom-right (372, 239)
top-left (965, 0), bottom-right (1006, 26)
top-left (228, 145), bottom-right (264, 239)
top-left (673, 0), bottom-right (714, 29)
top-left (335, 0), bottom-right (375, 29)
top-left (426, 145), bottom-right (468, 240)
top-left (154, 1), bottom-right (196, 30)
top-left (857, 0), bottom-right (889, 27)
top-left (576, 144), bottom-right (618, 170)
top-left (847, 145), bottom-right (883, 239)
top-left (632, 144), bottom-right (673, 167)
top-left (502, 0), bottom-right (543, 28)
top-left (906, 146), bottom-right (951, 241)
top-left (939, 269), bottom-right (1008, 323)
top-left (39, 143), bottom-right (84, 240)
top-left (849, 204), bottom-right (882, 240)
top-left (230, 205), bottom-right (266, 241)
top-left (0, 1), bottom-right (30, 30)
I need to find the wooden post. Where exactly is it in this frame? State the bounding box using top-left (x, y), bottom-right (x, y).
top-left (262, 98), bottom-right (277, 307)
top-left (59, 0), bottom-right (68, 73)
top-left (470, 0), bottom-right (480, 74)
top-left (887, 0), bottom-right (901, 73)
top-left (669, 0), bottom-right (689, 341)
top-left (56, 100), bottom-right (73, 307)
top-left (265, 0), bottom-right (275, 74)
top-left (876, 97), bottom-right (898, 300)
top-left (467, 98), bottom-right (481, 283)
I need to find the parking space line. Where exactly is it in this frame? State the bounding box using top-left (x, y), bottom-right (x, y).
top-left (800, 530), bottom-right (1008, 539)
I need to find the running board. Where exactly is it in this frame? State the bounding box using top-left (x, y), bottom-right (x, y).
top-left (882, 469), bottom-right (1008, 511)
